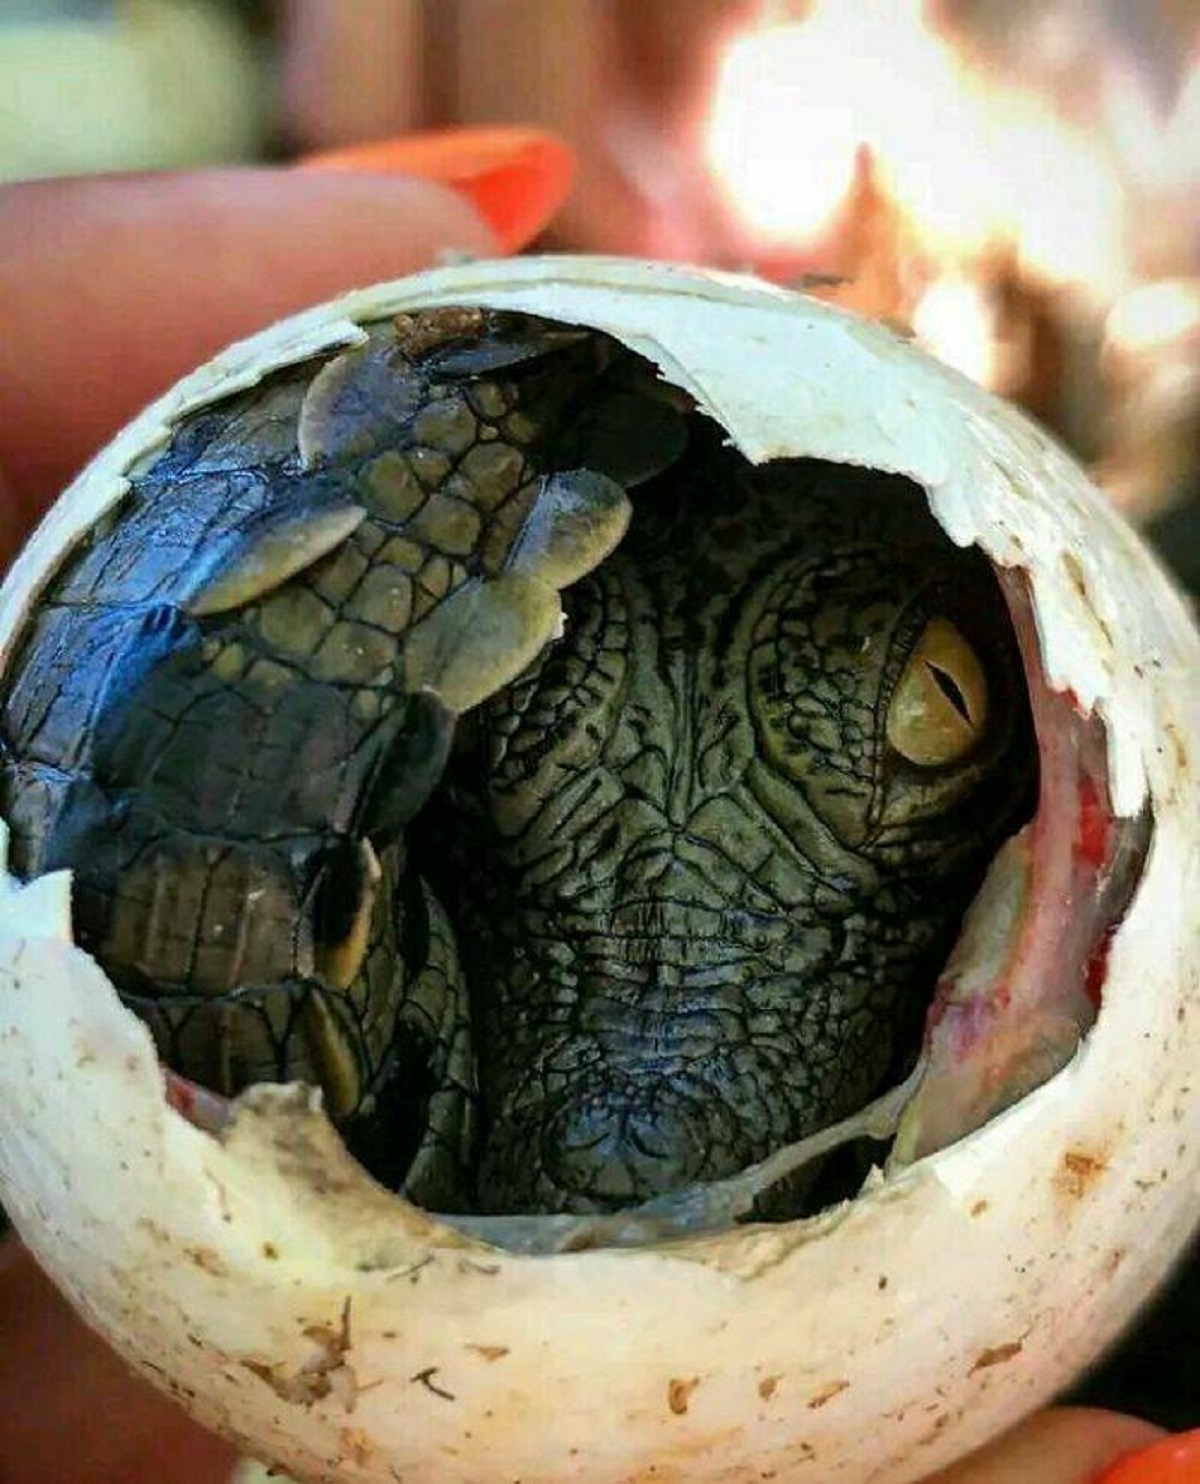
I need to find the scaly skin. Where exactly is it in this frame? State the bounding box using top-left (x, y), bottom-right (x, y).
top-left (433, 446), bottom-right (1034, 1214)
top-left (0, 311), bottom-right (642, 1196)
top-left (0, 312), bottom-right (1034, 1217)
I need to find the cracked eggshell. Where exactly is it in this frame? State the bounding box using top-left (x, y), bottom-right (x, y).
top-left (0, 257), bottom-right (1196, 1484)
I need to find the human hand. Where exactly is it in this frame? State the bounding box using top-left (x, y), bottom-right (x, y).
top-left (0, 130), bottom-right (564, 1484)
top-left (279, 0), bottom-right (751, 260)
top-left (0, 137), bottom-right (1191, 1484)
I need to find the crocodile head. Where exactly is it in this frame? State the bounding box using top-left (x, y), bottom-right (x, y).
top-left (429, 435), bottom-right (1036, 1216)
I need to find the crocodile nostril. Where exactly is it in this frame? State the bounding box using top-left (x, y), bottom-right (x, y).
top-left (543, 1089), bottom-right (714, 1207)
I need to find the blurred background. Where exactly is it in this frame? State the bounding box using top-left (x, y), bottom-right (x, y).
top-left (0, 0), bottom-right (1196, 1438)
top-left (2, 0), bottom-right (1197, 550)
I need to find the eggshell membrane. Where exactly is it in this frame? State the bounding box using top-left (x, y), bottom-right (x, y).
top-left (0, 257), bottom-right (1195, 1484)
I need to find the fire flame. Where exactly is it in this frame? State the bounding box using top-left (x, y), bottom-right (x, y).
top-left (704, 0), bottom-right (1199, 409)
top-left (705, 0), bottom-right (1130, 296)
top-left (910, 275), bottom-right (1001, 389)
top-left (1104, 280), bottom-right (1200, 360)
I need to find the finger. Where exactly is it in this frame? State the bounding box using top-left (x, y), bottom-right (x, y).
top-left (280, 0), bottom-right (428, 147)
top-left (929, 1407), bottom-right (1166, 1484)
top-left (302, 126), bottom-right (576, 254)
top-left (0, 166), bottom-right (494, 533)
top-left (1100, 1430), bottom-right (1200, 1484)
top-left (0, 1237), bottom-right (235, 1484)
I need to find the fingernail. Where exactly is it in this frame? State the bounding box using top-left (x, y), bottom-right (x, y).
top-left (1098, 1430), bottom-right (1200, 1484)
top-left (297, 126), bottom-right (575, 252)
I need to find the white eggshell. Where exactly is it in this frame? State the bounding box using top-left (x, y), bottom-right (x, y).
top-left (0, 258), bottom-right (1195, 1484)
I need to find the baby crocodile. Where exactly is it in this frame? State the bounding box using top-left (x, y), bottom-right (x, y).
top-left (0, 309), bottom-right (1034, 1216)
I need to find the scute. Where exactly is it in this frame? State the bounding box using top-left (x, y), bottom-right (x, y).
top-left (184, 503), bottom-right (367, 618)
top-left (505, 468), bottom-right (633, 587)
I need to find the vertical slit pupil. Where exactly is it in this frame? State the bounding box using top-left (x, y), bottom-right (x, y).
top-left (926, 661), bottom-right (973, 723)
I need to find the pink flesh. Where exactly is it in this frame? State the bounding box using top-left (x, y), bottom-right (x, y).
top-left (165, 1069), bottom-right (232, 1136)
top-left (899, 571), bottom-right (1149, 1160)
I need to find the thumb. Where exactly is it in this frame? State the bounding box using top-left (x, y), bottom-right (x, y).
top-left (929, 1408), bottom-right (1165, 1484)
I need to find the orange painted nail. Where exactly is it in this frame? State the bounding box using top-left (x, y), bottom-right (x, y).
top-left (1099, 1431), bottom-right (1200, 1484)
top-left (298, 126), bottom-right (575, 253)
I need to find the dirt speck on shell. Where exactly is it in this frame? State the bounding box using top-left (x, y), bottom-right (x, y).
top-left (667, 1376), bottom-right (700, 1415)
top-left (970, 1341), bottom-right (1024, 1374)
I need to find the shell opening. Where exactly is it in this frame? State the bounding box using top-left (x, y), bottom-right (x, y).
top-left (0, 304), bottom-right (1153, 1256)
top-left (416, 484), bottom-right (1154, 1255)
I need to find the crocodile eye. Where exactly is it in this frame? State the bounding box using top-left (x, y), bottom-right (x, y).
top-left (886, 617), bottom-right (989, 767)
